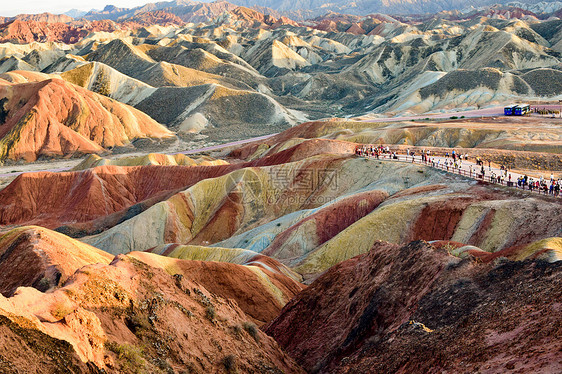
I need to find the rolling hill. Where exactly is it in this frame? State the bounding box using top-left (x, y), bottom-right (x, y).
top-left (0, 75), bottom-right (173, 161)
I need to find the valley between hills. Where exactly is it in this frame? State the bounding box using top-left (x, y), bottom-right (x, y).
top-left (0, 2), bottom-right (561, 373)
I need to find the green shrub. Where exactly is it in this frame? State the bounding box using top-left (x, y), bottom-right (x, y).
top-left (105, 342), bottom-right (146, 373)
top-left (37, 277), bottom-right (51, 291)
top-left (442, 242), bottom-right (457, 256)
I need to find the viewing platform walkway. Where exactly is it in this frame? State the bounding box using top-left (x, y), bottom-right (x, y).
top-left (356, 147), bottom-right (561, 199)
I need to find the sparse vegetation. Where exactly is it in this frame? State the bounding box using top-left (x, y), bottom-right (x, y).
top-left (0, 98), bottom-right (9, 124)
top-left (173, 273), bottom-right (191, 295)
top-left (36, 277), bottom-right (51, 291)
top-left (91, 67), bottom-right (112, 97)
top-left (125, 314), bottom-right (152, 338)
top-left (51, 302), bottom-right (73, 320)
top-left (171, 300), bottom-right (193, 318)
top-left (493, 256), bottom-right (510, 266)
top-left (231, 324), bottom-right (243, 338)
top-left (193, 288), bottom-right (213, 306)
top-left (243, 322), bottom-right (260, 342)
top-left (206, 305), bottom-right (216, 321)
top-left (223, 354), bottom-right (238, 373)
top-left (105, 342), bottom-right (147, 374)
top-left (441, 242), bottom-right (457, 256)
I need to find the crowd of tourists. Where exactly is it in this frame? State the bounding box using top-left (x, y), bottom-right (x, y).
top-left (516, 174), bottom-right (561, 196)
top-left (354, 144), bottom-right (561, 197)
top-left (534, 107), bottom-right (561, 117)
top-left (355, 144), bottom-right (397, 159)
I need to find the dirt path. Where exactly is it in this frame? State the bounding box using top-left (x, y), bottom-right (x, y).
top-left (0, 134), bottom-right (278, 180)
top-left (355, 104), bottom-right (562, 122)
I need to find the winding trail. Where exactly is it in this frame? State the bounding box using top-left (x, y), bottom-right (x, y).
top-left (0, 134), bottom-right (278, 179)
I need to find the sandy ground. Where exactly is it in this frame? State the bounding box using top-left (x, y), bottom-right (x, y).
top-left (355, 104), bottom-right (562, 121)
top-left (355, 106), bottom-right (505, 121)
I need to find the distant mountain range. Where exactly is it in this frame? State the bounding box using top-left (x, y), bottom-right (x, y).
top-left (228, 0), bottom-right (562, 18)
top-left (63, 9), bottom-right (88, 19)
top-left (67, 1), bottom-right (244, 22)
top-left (59, 0), bottom-right (562, 21)
top-left (2, 0), bottom-right (562, 22)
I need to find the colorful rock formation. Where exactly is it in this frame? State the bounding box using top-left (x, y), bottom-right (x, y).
top-left (0, 254), bottom-right (304, 372)
top-left (0, 77), bottom-right (173, 161)
top-left (0, 226), bottom-right (112, 296)
top-left (265, 240), bottom-right (562, 373)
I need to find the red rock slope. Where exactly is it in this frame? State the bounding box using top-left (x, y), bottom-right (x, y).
top-left (0, 254), bottom-right (304, 372)
top-left (262, 190), bottom-right (388, 261)
top-left (0, 19), bottom-right (81, 43)
top-left (0, 77), bottom-right (173, 161)
top-left (265, 240), bottom-right (562, 373)
top-left (227, 6), bottom-right (299, 28)
top-left (0, 19), bottom-right (127, 44)
top-left (0, 226), bottom-right (113, 297)
top-left (128, 251), bottom-right (305, 324)
top-left (10, 13), bottom-right (75, 24)
top-left (0, 164), bottom-right (234, 228)
top-left (0, 223), bottom-right (305, 324)
top-left (0, 140), bottom-right (356, 229)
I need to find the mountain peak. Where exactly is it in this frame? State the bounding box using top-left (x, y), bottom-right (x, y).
top-left (103, 5), bottom-right (119, 12)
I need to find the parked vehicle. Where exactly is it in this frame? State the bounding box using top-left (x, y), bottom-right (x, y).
top-left (514, 104), bottom-right (531, 115)
top-left (504, 105), bottom-right (517, 115)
